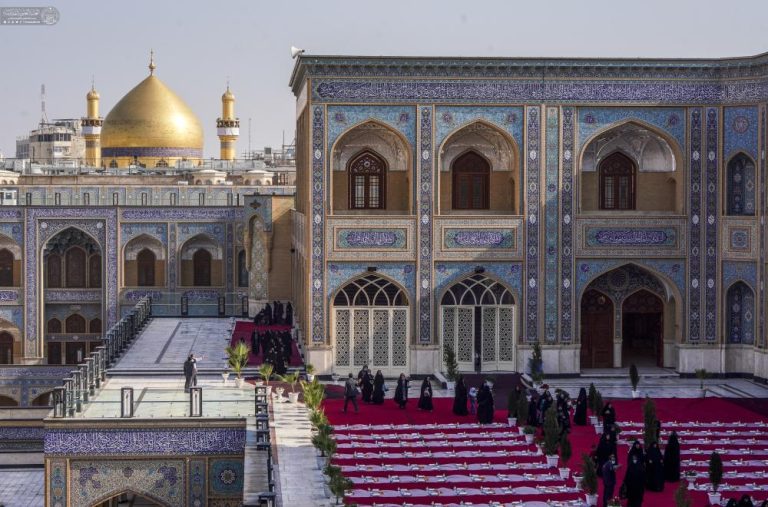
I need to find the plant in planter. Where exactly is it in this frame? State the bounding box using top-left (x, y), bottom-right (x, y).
top-left (301, 378), bottom-right (326, 411)
top-left (309, 408), bottom-right (329, 431)
top-left (528, 341), bottom-right (544, 385)
top-left (279, 371), bottom-right (302, 402)
top-left (629, 363), bottom-right (640, 398)
top-left (305, 363), bottom-right (316, 382)
top-left (225, 341), bottom-right (251, 388)
top-left (559, 432), bottom-right (573, 480)
top-left (542, 406), bottom-right (561, 468)
top-left (675, 479), bottom-right (692, 507)
top-left (507, 387), bottom-right (521, 426)
top-left (643, 396), bottom-right (658, 449)
top-left (258, 362), bottom-right (274, 396)
top-left (324, 463), bottom-right (353, 505)
top-left (579, 452), bottom-right (599, 506)
top-left (708, 451), bottom-right (723, 506)
top-left (443, 342), bottom-right (459, 390)
top-left (523, 425), bottom-right (536, 444)
top-left (516, 395), bottom-right (530, 434)
top-left (695, 368), bottom-right (709, 398)
top-left (593, 391), bottom-right (604, 434)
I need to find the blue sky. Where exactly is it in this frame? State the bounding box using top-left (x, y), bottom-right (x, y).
top-left (1, 0), bottom-right (767, 158)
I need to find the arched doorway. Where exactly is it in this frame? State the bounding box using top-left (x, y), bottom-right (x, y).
top-left (332, 274), bottom-right (409, 376)
top-left (452, 151), bottom-right (490, 210)
top-left (0, 332), bottom-right (12, 364)
top-left (0, 248), bottom-right (13, 286)
top-left (580, 289), bottom-right (613, 368)
top-left (137, 248), bottom-right (156, 286)
top-left (193, 249), bottom-right (212, 286)
top-left (622, 289), bottom-right (663, 366)
top-left (440, 274), bottom-right (515, 372)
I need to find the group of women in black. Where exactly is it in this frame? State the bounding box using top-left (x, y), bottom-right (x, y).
top-left (451, 376), bottom-right (495, 423)
top-left (249, 329), bottom-right (292, 375)
top-left (356, 365), bottom-right (387, 405)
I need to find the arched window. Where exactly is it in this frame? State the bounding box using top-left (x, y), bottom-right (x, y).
top-left (65, 247), bottom-right (86, 288)
top-left (726, 154), bottom-right (756, 216)
top-left (599, 152), bottom-right (636, 210)
top-left (727, 282), bottom-right (755, 344)
top-left (65, 314), bottom-right (86, 334)
top-left (47, 318), bottom-right (61, 333)
top-left (89, 318), bottom-right (102, 334)
top-left (349, 151), bottom-right (386, 210)
top-left (47, 254), bottom-right (62, 288)
top-left (88, 254), bottom-right (101, 288)
top-left (452, 151), bottom-right (490, 210)
top-left (0, 249), bottom-right (13, 286)
top-left (137, 249), bottom-right (156, 286)
top-left (237, 249), bottom-right (248, 287)
top-left (0, 332), bottom-right (13, 364)
top-left (193, 249), bottom-right (212, 286)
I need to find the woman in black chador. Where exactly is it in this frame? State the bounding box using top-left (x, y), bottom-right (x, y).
top-left (663, 431), bottom-right (681, 482)
top-left (452, 376), bottom-right (468, 416)
top-left (623, 452), bottom-right (646, 507)
top-left (602, 402), bottom-right (617, 431)
top-left (417, 377), bottom-right (434, 411)
top-left (476, 383), bottom-right (495, 424)
top-left (595, 432), bottom-right (617, 477)
top-left (371, 370), bottom-right (385, 405)
top-left (573, 387), bottom-right (588, 425)
top-left (627, 439), bottom-right (645, 464)
top-left (394, 373), bottom-right (409, 409)
top-left (645, 441), bottom-right (665, 492)
top-left (360, 369), bottom-right (374, 403)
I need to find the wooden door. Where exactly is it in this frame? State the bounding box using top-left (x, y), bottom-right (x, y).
top-left (580, 290), bottom-right (614, 368)
top-left (47, 342), bottom-right (62, 365)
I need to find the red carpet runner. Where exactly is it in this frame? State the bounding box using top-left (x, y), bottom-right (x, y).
top-left (322, 395), bottom-right (768, 506)
top-left (229, 321), bottom-right (303, 367)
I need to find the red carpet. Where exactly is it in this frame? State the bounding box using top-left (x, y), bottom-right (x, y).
top-left (230, 321), bottom-right (303, 367)
top-left (322, 395), bottom-right (768, 506)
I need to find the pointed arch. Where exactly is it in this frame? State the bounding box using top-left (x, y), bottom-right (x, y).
top-left (65, 246), bottom-right (87, 288)
top-left (725, 152), bottom-right (756, 216)
top-left (725, 281), bottom-right (755, 344)
top-left (65, 314), bottom-right (86, 334)
top-left (348, 149), bottom-right (387, 210)
top-left (579, 119), bottom-right (683, 213)
top-left (330, 119), bottom-right (413, 214)
top-left (124, 234), bottom-right (165, 287)
top-left (179, 234), bottom-right (223, 287)
top-left (438, 119), bottom-right (520, 214)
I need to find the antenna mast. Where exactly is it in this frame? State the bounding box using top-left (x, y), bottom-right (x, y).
top-left (40, 84), bottom-right (49, 126)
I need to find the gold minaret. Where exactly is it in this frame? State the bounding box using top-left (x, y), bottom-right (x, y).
top-left (82, 82), bottom-right (103, 167)
top-left (217, 84), bottom-right (239, 161)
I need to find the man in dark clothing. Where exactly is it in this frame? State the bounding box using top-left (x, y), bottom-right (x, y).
top-left (343, 373), bottom-right (359, 413)
top-left (183, 354), bottom-right (196, 392)
top-left (602, 454), bottom-right (619, 507)
top-left (285, 302), bottom-right (293, 326)
top-left (281, 331), bottom-right (292, 363)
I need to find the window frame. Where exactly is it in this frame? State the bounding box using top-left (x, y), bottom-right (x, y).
top-left (348, 151), bottom-right (386, 210)
top-left (598, 152), bottom-right (636, 211)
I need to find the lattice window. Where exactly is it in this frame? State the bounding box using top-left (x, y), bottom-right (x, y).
top-left (353, 309), bottom-right (370, 366)
top-left (727, 282), bottom-right (755, 344)
top-left (599, 152), bottom-right (636, 210)
top-left (334, 274), bottom-right (406, 307)
top-left (482, 307), bottom-right (497, 362)
top-left (335, 310), bottom-right (350, 366)
top-left (457, 307), bottom-right (473, 362)
top-left (499, 307), bottom-right (515, 361)
top-left (726, 153), bottom-right (756, 216)
top-left (442, 307), bottom-right (456, 351)
top-left (391, 309), bottom-right (408, 366)
top-left (372, 309), bottom-right (390, 366)
top-left (349, 151), bottom-right (386, 210)
top-left (440, 274), bottom-right (514, 306)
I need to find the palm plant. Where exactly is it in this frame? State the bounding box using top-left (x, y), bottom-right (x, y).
top-left (278, 371), bottom-right (301, 393)
top-left (225, 341), bottom-right (250, 379)
top-left (258, 362), bottom-right (274, 385)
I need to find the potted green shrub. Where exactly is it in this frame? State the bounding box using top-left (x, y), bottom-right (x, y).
top-left (528, 342), bottom-right (544, 387)
top-left (324, 463), bottom-right (353, 505)
top-left (579, 452), bottom-right (599, 506)
top-left (258, 362), bottom-right (274, 396)
top-left (675, 479), bottom-right (692, 507)
top-left (507, 387), bottom-right (520, 427)
top-left (443, 342), bottom-right (459, 391)
top-left (542, 406), bottom-right (561, 468)
top-left (708, 451), bottom-right (723, 506)
top-left (301, 378), bottom-right (325, 411)
top-left (523, 425), bottom-right (536, 444)
top-left (588, 383), bottom-right (598, 425)
top-left (559, 432), bottom-right (572, 480)
top-left (629, 363), bottom-right (640, 398)
top-left (225, 341), bottom-right (251, 388)
top-left (643, 397), bottom-right (658, 448)
top-left (695, 368), bottom-right (708, 398)
top-left (279, 371), bottom-right (301, 403)
top-left (516, 395), bottom-right (529, 435)
top-left (305, 363), bottom-right (316, 382)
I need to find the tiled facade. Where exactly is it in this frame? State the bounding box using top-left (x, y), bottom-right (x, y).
top-left (290, 53), bottom-right (768, 378)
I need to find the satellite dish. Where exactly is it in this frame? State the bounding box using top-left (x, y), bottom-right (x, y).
top-left (291, 46), bottom-right (305, 59)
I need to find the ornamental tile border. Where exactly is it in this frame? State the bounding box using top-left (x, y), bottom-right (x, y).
top-left (724, 106), bottom-right (759, 161)
top-left (44, 428), bottom-right (246, 456)
top-left (720, 220), bottom-right (758, 259)
top-left (244, 195), bottom-right (273, 233)
top-left (574, 219), bottom-right (687, 257)
top-left (585, 227), bottom-right (678, 248)
top-left (435, 105), bottom-right (524, 150)
top-left (48, 458), bottom-right (67, 507)
top-left (705, 108), bottom-right (719, 342)
top-left (208, 458), bottom-right (245, 497)
top-left (327, 105), bottom-right (417, 148)
top-left (433, 217), bottom-right (522, 260)
top-left (45, 290), bottom-right (102, 303)
top-left (311, 106), bottom-right (326, 343)
top-left (418, 106), bottom-right (433, 344)
top-left (176, 222), bottom-right (226, 248)
top-left (524, 106), bottom-right (540, 342)
top-left (576, 107), bottom-right (686, 151)
top-left (335, 228), bottom-right (407, 249)
top-left (326, 263), bottom-right (416, 300)
top-left (188, 458), bottom-right (207, 507)
top-left (325, 219), bottom-right (415, 261)
top-left (120, 208), bottom-right (243, 221)
top-left (0, 290), bottom-right (19, 302)
top-left (722, 261), bottom-right (757, 291)
top-left (575, 258), bottom-right (685, 304)
top-left (544, 107), bottom-right (559, 343)
top-left (560, 107), bottom-right (575, 343)
top-left (688, 108), bottom-right (703, 342)
top-left (120, 223), bottom-right (168, 247)
top-left (0, 221), bottom-right (23, 245)
top-left (760, 106), bottom-right (766, 348)
top-left (25, 208), bottom-right (117, 356)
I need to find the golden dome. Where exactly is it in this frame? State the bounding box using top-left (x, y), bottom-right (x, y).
top-left (101, 71), bottom-right (203, 160)
top-left (87, 87), bottom-right (100, 100)
top-left (222, 86), bottom-right (235, 101)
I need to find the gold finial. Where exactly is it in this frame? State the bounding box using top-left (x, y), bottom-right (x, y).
top-left (149, 49), bottom-right (156, 75)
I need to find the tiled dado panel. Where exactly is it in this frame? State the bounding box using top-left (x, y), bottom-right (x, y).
top-left (575, 217), bottom-right (687, 257)
top-left (720, 218), bottom-right (759, 260)
top-left (432, 217), bottom-right (523, 260)
top-left (325, 217), bottom-right (416, 261)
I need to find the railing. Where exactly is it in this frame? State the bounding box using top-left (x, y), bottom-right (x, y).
top-left (123, 291), bottom-right (249, 318)
top-left (51, 297), bottom-right (152, 418)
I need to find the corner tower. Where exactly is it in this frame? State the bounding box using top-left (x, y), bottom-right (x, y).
top-left (82, 85), bottom-right (103, 167)
top-left (217, 85), bottom-right (239, 161)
